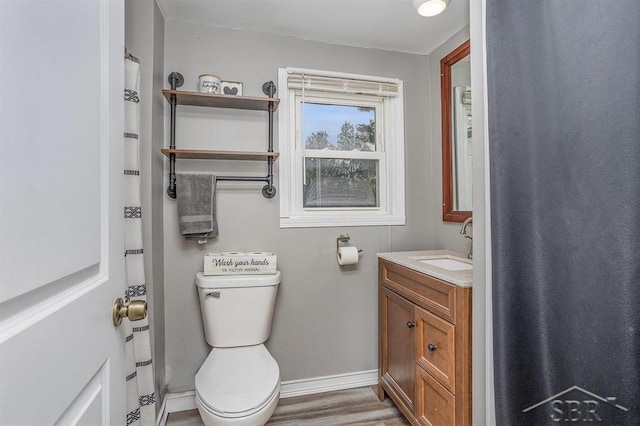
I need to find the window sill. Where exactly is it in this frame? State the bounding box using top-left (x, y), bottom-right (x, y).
top-left (280, 214), bottom-right (405, 228)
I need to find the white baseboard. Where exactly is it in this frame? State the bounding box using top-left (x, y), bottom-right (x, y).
top-left (279, 369), bottom-right (378, 398)
top-left (156, 369), bottom-right (378, 426)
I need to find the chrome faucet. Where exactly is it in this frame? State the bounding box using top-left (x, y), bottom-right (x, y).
top-left (460, 216), bottom-right (473, 259)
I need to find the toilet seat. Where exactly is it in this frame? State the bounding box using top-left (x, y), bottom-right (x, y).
top-left (195, 345), bottom-right (280, 417)
top-left (195, 385), bottom-right (279, 420)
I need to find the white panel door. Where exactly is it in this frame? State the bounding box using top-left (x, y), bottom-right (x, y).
top-left (0, 0), bottom-right (127, 424)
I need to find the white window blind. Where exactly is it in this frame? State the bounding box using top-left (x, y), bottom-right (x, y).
top-left (286, 68), bottom-right (400, 97)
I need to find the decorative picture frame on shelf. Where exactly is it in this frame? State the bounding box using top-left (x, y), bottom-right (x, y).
top-left (221, 81), bottom-right (243, 96)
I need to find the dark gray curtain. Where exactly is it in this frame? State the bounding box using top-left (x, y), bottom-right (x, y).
top-left (487, 1), bottom-right (640, 424)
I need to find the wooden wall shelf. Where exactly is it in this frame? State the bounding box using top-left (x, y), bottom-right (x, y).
top-left (162, 89), bottom-right (279, 111)
top-left (163, 73), bottom-right (279, 199)
top-left (161, 149), bottom-right (279, 161)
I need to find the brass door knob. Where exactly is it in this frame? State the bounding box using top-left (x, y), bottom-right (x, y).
top-left (112, 298), bottom-right (147, 327)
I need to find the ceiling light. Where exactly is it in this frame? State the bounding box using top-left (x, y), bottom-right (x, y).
top-left (413, 0), bottom-right (450, 17)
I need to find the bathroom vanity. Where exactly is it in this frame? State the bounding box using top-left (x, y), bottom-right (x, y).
top-left (377, 250), bottom-right (472, 426)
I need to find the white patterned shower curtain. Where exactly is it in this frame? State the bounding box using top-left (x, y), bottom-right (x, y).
top-left (124, 58), bottom-right (156, 426)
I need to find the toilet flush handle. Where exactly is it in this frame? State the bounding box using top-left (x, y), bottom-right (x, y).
top-left (205, 291), bottom-right (221, 298)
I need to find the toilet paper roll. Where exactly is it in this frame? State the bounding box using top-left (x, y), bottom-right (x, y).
top-left (337, 246), bottom-right (359, 266)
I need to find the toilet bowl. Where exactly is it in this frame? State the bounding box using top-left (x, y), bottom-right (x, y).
top-left (195, 345), bottom-right (280, 426)
top-left (195, 272), bottom-right (281, 426)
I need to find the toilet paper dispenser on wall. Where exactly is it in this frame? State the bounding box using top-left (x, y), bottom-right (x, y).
top-left (336, 234), bottom-right (363, 266)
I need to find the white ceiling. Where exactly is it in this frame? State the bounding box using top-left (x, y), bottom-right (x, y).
top-left (156, 0), bottom-right (469, 55)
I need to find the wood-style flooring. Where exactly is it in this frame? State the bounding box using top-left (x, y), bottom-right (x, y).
top-left (166, 386), bottom-right (410, 426)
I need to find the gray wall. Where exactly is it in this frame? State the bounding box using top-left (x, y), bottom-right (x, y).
top-left (428, 26), bottom-right (472, 253)
top-left (125, 0), bottom-right (166, 403)
top-left (162, 22), bottom-right (436, 392)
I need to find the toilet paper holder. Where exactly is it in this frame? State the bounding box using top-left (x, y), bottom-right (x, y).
top-left (336, 234), bottom-right (363, 256)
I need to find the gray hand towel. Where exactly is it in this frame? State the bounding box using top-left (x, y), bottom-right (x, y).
top-left (176, 174), bottom-right (218, 244)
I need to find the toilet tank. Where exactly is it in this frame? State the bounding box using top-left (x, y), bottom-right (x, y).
top-left (195, 272), bottom-right (281, 348)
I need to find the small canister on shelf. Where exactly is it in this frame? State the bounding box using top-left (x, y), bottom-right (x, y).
top-left (198, 74), bottom-right (221, 94)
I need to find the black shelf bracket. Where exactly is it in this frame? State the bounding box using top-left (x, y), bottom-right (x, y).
top-left (167, 72), bottom-right (183, 198)
top-left (262, 81), bottom-right (277, 198)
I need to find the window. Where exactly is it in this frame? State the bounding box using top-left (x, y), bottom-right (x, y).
top-left (278, 68), bottom-right (405, 228)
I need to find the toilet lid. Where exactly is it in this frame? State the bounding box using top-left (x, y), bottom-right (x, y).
top-left (195, 345), bottom-right (280, 415)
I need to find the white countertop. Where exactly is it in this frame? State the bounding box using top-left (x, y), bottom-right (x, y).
top-left (377, 249), bottom-right (473, 287)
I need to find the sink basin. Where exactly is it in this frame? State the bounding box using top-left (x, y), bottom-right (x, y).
top-left (408, 255), bottom-right (472, 271)
top-left (418, 258), bottom-right (472, 271)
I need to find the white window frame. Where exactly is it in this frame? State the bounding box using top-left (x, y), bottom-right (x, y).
top-left (278, 67), bottom-right (405, 228)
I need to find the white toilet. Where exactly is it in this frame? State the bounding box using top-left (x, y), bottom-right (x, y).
top-left (194, 272), bottom-right (282, 426)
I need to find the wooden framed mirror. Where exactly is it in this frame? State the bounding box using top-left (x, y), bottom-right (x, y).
top-left (441, 40), bottom-right (471, 222)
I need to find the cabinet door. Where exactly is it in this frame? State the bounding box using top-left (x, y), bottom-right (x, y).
top-left (415, 366), bottom-right (455, 426)
top-left (416, 306), bottom-right (456, 393)
top-left (380, 287), bottom-right (416, 410)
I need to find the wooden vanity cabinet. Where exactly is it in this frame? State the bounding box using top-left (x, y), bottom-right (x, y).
top-left (378, 259), bottom-right (471, 426)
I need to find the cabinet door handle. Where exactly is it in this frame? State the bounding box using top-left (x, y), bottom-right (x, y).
top-left (406, 321), bottom-right (416, 329)
top-left (427, 343), bottom-right (438, 352)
